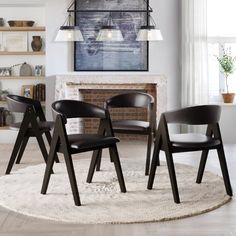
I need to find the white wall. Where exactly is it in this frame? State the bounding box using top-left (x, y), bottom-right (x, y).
top-left (219, 105), bottom-right (236, 143)
top-left (45, 0), bottom-right (181, 118)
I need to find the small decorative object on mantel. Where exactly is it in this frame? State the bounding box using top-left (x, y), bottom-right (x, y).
top-left (216, 47), bottom-right (236, 103)
top-left (31, 36), bottom-right (42, 52)
top-left (20, 62), bottom-right (32, 76)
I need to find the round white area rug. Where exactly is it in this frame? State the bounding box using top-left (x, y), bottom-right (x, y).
top-left (0, 159), bottom-right (231, 224)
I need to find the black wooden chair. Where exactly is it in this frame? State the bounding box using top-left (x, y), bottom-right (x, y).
top-left (41, 100), bottom-right (126, 206)
top-left (147, 105), bottom-right (233, 203)
top-left (5, 95), bottom-right (59, 175)
top-left (96, 92), bottom-right (155, 175)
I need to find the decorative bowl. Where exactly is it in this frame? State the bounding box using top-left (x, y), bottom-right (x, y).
top-left (8, 20), bottom-right (34, 27)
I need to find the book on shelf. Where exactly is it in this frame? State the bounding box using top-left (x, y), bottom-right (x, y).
top-left (32, 83), bottom-right (45, 101)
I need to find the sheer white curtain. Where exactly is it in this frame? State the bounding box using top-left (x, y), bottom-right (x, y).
top-left (181, 0), bottom-right (209, 107)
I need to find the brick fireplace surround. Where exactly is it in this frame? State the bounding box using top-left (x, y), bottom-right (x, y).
top-left (54, 74), bottom-right (167, 139)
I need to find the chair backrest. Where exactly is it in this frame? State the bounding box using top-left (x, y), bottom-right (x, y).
top-left (163, 105), bottom-right (221, 125)
top-left (105, 92), bottom-right (154, 109)
top-left (7, 94), bottom-right (42, 113)
top-left (52, 100), bottom-right (107, 120)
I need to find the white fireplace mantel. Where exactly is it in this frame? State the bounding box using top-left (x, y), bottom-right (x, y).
top-left (54, 74), bottom-right (167, 133)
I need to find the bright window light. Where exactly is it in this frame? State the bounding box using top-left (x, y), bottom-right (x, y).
top-left (208, 0), bottom-right (236, 37)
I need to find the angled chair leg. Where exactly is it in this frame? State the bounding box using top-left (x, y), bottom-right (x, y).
top-left (96, 149), bottom-right (102, 171)
top-left (35, 131), bottom-right (54, 174)
top-left (165, 150), bottom-right (180, 203)
top-left (154, 134), bottom-right (161, 167)
top-left (5, 129), bottom-right (28, 175)
top-left (147, 134), bottom-right (162, 189)
top-left (36, 132), bottom-right (49, 164)
top-left (63, 150), bottom-right (81, 206)
top-left (45, 131), bottom-right (60, 163)
top-left (87, 149), bottom-right (100, 183)
top-left (5, 139), bottom-right (22, 174)
top-left (109, 145), bottom-right (126, 193)
top-left (145, 133), bottom-right (153, 176)
top-left (217, 145), bottom-right (233, 196)
top-left (147, 147), bottom-right (160, 190)
top-left (196, 150), bottom-right (209, 184)
top-left (15, 136), bottom-right (29, 164)
top-left (5, 111), bottom-right (31, 174)
top-left (41, 135), bottom-right (58, 195)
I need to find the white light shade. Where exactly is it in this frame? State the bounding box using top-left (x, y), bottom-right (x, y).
top-left (136, 26), bottom-right (163, 41)
top-left (96, 26), bottom-right (123, 41)
top-left (55, 26), bottom-right (84, 42)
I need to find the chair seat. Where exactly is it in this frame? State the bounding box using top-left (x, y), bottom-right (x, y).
top-left (112, 120), bottom-right (150, 133)
top-left (68, 134), bottom-right (120, 151)
top-left (170, 133), bottom-right (221, 148)
top-left (10, 121), bottom-right (54, 132)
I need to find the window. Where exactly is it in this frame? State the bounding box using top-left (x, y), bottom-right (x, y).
top-left (207, 0), bottom-right (236, 101)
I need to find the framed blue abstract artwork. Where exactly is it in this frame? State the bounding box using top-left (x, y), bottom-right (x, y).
top-left (74, 0), bottom-right (148, 71)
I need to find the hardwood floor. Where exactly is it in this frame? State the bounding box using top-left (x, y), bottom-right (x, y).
top-left (0, 141), bottom-right (235, 236)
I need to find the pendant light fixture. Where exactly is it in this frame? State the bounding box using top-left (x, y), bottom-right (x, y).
top-left (55, 6), bottom-right (84, 42)
top-left (136, 4), bottom-right (163, 41)
top-left (56, 0), bottom-right (162, 42)
top-left (96, 12), bottom-right (124, 42)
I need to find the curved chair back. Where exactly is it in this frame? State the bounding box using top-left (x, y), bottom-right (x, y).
top-left (52, 100), bottom-right (107, 120)
top-left (163, 105), bottom-right (221, 125)
top-left (7, 95), bottom-right (41, 113)
top-left (105, 92), bottom-right (154, 109)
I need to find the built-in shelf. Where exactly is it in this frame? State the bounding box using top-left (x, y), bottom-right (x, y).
top-left (0, 51), bottom-right (45, 55)
top-left (0, 76), bottom-right (45, 80)
top-left (0, 26), bottom-right (45, 32)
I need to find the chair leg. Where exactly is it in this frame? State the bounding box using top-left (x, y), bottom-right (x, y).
top-left (217, 145), bottom-right (233, 196)
top-left (109, 145), bottom-right (126, 193)
top-left (36, 132), bottom-right (54, 174)
top-left (45, 131), bottom-right (60, 163)
top-left (147, 147), bottom-right (160, 190)
top-left (41, 137), bottom-right (57, 195)
top-left (5, 130), bottom-right (26, 174)
top-left (96, 149), bottom-right (102, 171)
top-left (63, 150), bottom-right (81, 206)
top-left (15, 136), bottom-right (29, 164)
top-left (36, 133), bottom-right (49, 163)
top-left (196, 150), bottom-right (209, 184)
top-left (87, 149), bottom-right (100, 183)
top-left (154, 135), bottom-right (161, 167)
top-left (165, 150), bottom-right (180, 203)
top-left (145, 133), bottom-right (153, 176)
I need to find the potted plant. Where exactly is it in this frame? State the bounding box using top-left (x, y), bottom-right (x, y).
top-left (217, 47), bottom-right (236, 103)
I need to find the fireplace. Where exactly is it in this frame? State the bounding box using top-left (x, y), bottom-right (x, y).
top-left (54, 74), bottom-right (167, 138)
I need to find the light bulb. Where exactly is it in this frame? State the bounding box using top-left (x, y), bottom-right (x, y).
top-left (107, 31), bottom-right (112, 39)
top-left (67, 31), bottom-right (73, 40)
